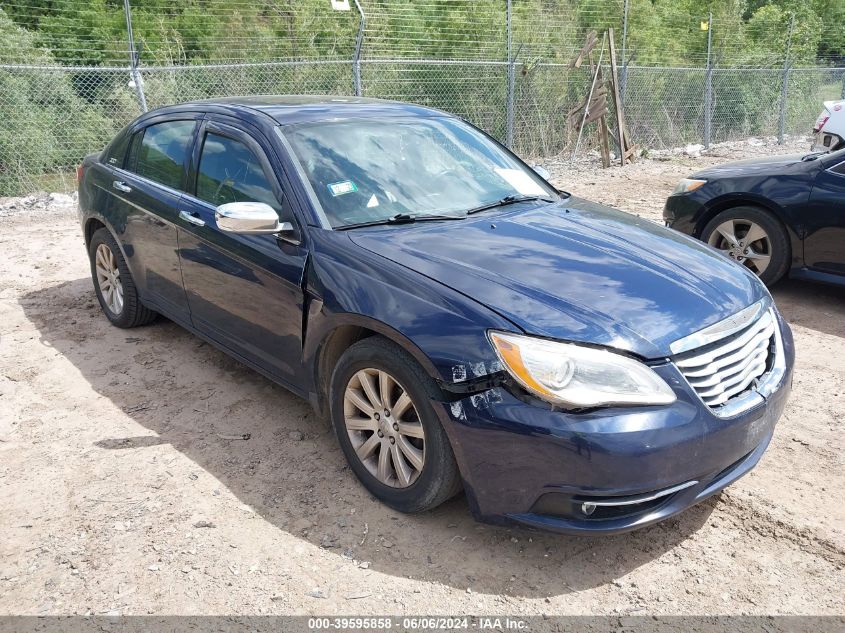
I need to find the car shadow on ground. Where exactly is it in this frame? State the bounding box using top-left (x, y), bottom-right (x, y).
top-left (21, 278), bottom-right (717, 599)
top-left (771, 278), bottom-right (845, 339)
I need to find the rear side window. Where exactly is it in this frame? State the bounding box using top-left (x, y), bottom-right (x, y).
top-left (196, 132), bottom-right (278, 208)
top-left (831, 160), bottom-right (845, 175)
top-left (134, 120), bottom-right (196, 190)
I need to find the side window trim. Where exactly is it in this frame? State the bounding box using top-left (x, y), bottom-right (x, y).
top-left (124, 128), bottom-right (144, 172)
top-left (184, 115), bottom-right (307, 243)
top-left (828, 159), bottom-right (845, 177)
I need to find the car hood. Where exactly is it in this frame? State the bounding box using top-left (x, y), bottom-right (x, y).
top-left (348, 197), bottom-right (767, 359)
top-left (691, 153), bottom-right (817, 179)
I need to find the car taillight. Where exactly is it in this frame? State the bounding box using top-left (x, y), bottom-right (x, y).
top-left (76, 164), bottom-right (85, 184)
top-left (814, 113), bottom-right (829, 133)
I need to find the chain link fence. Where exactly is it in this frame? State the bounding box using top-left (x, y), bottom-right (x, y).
top-left (1, 0), bottom-right (844, 196)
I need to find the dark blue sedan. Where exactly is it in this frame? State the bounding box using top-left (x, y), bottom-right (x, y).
top-left (77, 96), bottom-right (794, 534)
top-left (664, 149), bottom-right (845, 286)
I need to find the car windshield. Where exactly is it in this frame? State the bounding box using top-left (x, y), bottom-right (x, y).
top-left (280, 117), bottom-right (557, 228)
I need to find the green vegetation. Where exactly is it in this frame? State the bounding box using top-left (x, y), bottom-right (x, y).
top-left (0, 0), bottom-right (843, 195)
top-left (0, 10), bottom-right (119, 194)
top-left (2, 0), bottom-right (842, 67)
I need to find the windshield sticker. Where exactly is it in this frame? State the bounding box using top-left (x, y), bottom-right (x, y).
top-left (366, 194), bottom-right (379, 208)
top-left (328, 180), bottom-right (358, 196)
top-left (494, 168), bottom-right (547, 196)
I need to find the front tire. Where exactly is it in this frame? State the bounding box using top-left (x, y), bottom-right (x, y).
top-left (88, 228), bottom-right (157, 328)
top-left (701, 206), bottom-right (790, 286)
top-left (329, 336), bottom-right (462, 513)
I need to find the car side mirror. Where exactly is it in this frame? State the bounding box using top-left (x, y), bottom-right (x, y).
top-left (532, 164), bottom-right (551, 180)
top-left (215, 202), bottom-right (295, 238)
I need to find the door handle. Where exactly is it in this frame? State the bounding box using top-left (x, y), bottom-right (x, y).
top-left (179, 210), bottom-right (206, 227)
top-left (112, 181), bottom-right (132, 193)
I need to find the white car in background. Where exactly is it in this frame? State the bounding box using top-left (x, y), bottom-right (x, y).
top-left (813, 99), bottom-right (845, 152)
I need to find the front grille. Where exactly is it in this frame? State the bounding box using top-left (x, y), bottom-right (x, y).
top-left (674, 308), bottom-right (776, 409)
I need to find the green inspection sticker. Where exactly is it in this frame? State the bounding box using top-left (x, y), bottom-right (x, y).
top-left (327, 180), bottom-right (358, 196)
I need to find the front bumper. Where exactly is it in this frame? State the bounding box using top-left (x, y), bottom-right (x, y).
top-left (435, 318), bottom-right (794, 535)
top-left (663, 193), bottom-right (705, 236)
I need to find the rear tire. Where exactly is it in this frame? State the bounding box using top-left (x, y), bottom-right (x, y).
top-left (701, 206), bottom-right (790, 286)
top-left (88, 228), bottom-right (157, 328)
top-left (329, 336), bottom-right (462, 513)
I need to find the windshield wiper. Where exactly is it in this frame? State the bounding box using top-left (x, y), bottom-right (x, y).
top-left (336, 212), bottom-right (466, 231)
top-left (466, 194), bottom-right (557, 215)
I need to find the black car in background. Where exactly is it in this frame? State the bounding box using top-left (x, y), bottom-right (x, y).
top-left (664, 149), bottom-right (845, 286)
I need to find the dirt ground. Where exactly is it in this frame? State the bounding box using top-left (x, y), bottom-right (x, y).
top-left (0, 137), bottom-right (843, 617)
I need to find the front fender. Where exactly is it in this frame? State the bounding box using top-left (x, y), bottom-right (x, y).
top-left (697, 192), bottom-right (787, 233)
top-left (304, 229), bottom-right (516, 395)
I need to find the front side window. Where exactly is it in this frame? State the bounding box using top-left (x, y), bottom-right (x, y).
top-left (134, 120), bottom-right (196, 190)
top-left (196, 132), bottom-right (278, 208)
top-left (282, 117), bottom-right (557, 228)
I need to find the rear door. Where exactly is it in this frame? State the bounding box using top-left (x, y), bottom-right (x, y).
top-left (175, 118), bottom-right (309, 388)
top-left (105, 116), bottom-right (201, 323)
top-left (805, 157), bottom-right (845, 276)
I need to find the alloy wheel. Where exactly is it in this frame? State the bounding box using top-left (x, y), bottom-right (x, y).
top-left (95, 243), bottom-right (124, 314)
top-left (343, 368), bottom-right (425, 488)
top-left (707, 219), bottom-right (772, 276)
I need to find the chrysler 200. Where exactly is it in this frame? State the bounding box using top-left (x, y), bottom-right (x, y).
top-left (77, 96), bottom-right (794, 534)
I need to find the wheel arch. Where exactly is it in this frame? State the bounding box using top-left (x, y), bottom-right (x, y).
top-left (308, 315), bottom-right (443, 420)
top-left (84, 217), bottom-right (107, 247)
top-left (695, 196), bottom-right (800, 266)
top-left (83, 215), bottom-right (141, 276)
top-left (694, 195), bottom-right (787, 238)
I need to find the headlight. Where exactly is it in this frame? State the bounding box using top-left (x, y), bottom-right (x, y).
top-left (489, 331), bottom-right (676, 408)
top-left (672, 178), bottom-right (707, 194)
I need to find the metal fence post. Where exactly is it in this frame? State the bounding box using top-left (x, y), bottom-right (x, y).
top-left (620, 0), bottom-right (629, 104)
top-left (778, 14), bottom-right (795, 145)
top-left (505, 0), bottom-right (515, 148)
top-left (703, 13), bottom-right (713, 149)
top-left (352, 0), bottom-right (365, 96)
top-left (123, 0), bottom-right (147, 113)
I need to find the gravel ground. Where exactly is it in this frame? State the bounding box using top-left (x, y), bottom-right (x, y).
top-left (0, 137), bottom-right (843, 617)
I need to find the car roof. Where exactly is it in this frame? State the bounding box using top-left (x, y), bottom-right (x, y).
top-left (154, 95), bottom-right (453, 126)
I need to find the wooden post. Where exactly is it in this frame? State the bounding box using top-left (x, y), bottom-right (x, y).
top-left (572, 34), bottom-right (606, 161)
top-left (593, 62), bottom-right (611, 168)
top-left (608, 27), bottom-right (628, 166)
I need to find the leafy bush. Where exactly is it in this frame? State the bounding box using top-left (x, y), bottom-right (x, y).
top-left (0, 9), bottom-right (122, 195)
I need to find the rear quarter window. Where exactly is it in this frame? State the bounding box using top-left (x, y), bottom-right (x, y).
top-left (103, 132), bottom-right (130, 168)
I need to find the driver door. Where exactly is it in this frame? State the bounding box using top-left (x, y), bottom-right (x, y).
top-left (804, 157), bottom-right (845, 276)
top-left (176, 118), bottom-right (309, 389)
